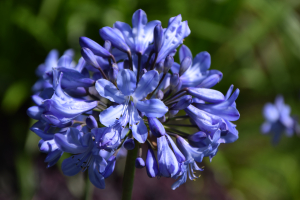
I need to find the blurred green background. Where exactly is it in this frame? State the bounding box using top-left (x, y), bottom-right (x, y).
top-left (1, 0), bottom-right (300, 199)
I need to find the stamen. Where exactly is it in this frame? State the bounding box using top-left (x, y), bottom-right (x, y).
top-left (164, 88), bottom-right (188, 102)
top-left (145, 51), bottom-right (154, 70)
top-left (166, 128), bottom-right (190, 137)
top-left (150, 53), bottom-right (158, 70)
top-left (136, 53), bottom-right (142, 84)
top-left (126, 51), bottom-right (133, 71)
top-left (148, 72), bottom-right (167, 98)
top-left (165, 124), bottom-right (197, 128)
top-left (119, 97), bottom-right (130, 120)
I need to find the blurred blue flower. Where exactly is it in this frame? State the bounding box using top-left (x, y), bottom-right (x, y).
top-left (33, 49), bottom-right (75, 93)
top-left (261, 95), bottom-right (299, 144)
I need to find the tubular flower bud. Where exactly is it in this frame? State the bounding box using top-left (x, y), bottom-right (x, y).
top-left (154, 24), bottom-right (164, 53)
top-left (179, 57), bottom-right (192, 76)
top-left (86, 115), bottom-right (98, 129)
top-left (79, 37), bottom-right (111, 57)
top-left (147, 117), bottom-right (166, 137)
top-left (164, 55), bottom-right (174, 74)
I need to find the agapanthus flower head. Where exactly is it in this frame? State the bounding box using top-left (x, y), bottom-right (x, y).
top-left (27, 9), bottom-right (240, 190)
top-left (261, 95), bottom-right (299, 144)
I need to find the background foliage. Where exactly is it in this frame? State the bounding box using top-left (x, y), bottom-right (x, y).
top-left (1, 0), bottom-right (300, 199)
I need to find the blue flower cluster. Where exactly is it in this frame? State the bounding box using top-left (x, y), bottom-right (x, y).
top-left (261, 95), bottom-right (299, 144)
top-left (27, 9), bottom-right (240, 190)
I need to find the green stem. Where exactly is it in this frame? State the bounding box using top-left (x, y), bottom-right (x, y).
top-left (121, 139), bottom-right (138, 200)
top-left (84, 173), bottom-right (92, 200)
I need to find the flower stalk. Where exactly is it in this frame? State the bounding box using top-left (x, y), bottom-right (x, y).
top-left (121, 139), bottom-right (138, 200)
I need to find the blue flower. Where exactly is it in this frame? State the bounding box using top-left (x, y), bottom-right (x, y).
top-left (171, 45), bottom-right (223, 88)
top-left (261, 95), bottom-right (299, 144)
top-left (33, 49), bottom-right (76, 93)
top-left (145, 143), bottom-right (159, 178)
top-left (157, 134), bottom-right (185, 178)
top-left (187, 85), bottom-right (240, 144)
top-left (30, 120), bottom-right (64, 167)
top-left (42, 72), bottom-right (97, 128)
top-left (33, 50), bottom-right (59, 93)
top-left (156, 15), bottom-right (190, 63)
top-left (95, 69), bottom-right (168, 143)
top-left (114, 9), bottom-right (161, 55)
top-left (54, 127), bottom-right (116, 189)
top-left (171, 160), bottom-right (203, 190)
top-left (169, 135), bottom-right (208, 190)
top-left (91, 127), bottom-right (121, 151)
top-left (100, 27), bottom-right (131, 54)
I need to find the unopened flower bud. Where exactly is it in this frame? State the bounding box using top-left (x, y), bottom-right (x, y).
top-left (86, 115), bottom-right (98, 129)
top-left (81, 47), bottom-right (100, 69)
top-left (170, 73), bottom-right (182, 94)
top-left (155, 61), bottom-right (164, 73)
top-left (99, 27), bottom-right (130, 53)
top-left (148, 117), bottom-right (166, 137)
top-left (179, 57), bottom-right (191, 76)
top-left (154, 24), bottom-right (164, 53)
top-left (124, 138), bottom-right (135, 150)
top-left (79, 37), bottom-right (111, 57)
top-left (163, 55), bottom-right (174, 73)
top-left (135, 157), bottom-right (145, 168)
top-left (171, 95), bottom-right (193, 110)
top-left (146, 144), bottom-right (159, 178)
